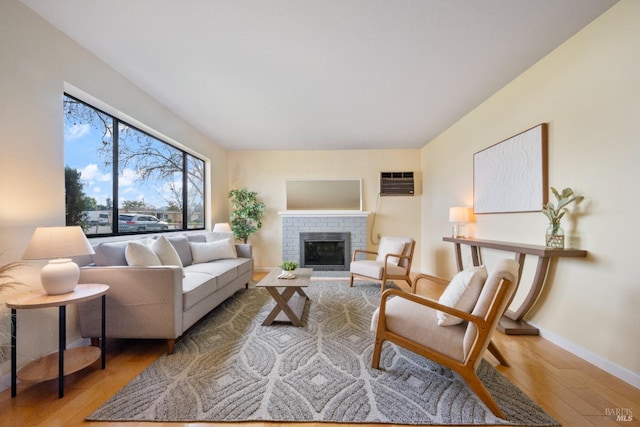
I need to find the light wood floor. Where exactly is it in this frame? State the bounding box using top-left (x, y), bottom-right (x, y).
top-left (2, 274), bottom-right (638, 427)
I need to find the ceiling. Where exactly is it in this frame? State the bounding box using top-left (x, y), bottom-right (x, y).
top-left (22, 0), bottom-right (617, 151)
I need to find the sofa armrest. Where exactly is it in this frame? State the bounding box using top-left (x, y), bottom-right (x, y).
top-left (77, 265), bottom-right (183, 339)
top-left (235, 243), bottom-right (252, 258)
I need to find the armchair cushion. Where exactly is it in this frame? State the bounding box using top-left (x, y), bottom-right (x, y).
top-left (375, 238), bottom-right (406, 266)
top-left (371, 296), bottom-right (466, 361)
top-left (437, 265), bottom-right (487, 326)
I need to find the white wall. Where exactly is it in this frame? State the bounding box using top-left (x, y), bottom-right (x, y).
top-left (421, 0), bottom-right (639, 385)
top-left (0, 0), bottom-right (229, 379)
top-left (228, 150), bottom-right (422, 270)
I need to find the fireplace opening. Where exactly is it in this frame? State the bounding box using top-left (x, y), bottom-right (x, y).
top-left (299, 232), bottom-right (351, 271)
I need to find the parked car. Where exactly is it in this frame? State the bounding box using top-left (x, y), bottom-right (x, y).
top-left (118, 214), bottom-right (169, 232)
top-left (85, 211), bottom-right (111, 226)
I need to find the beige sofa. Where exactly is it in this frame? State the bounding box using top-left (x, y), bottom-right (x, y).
top-left (76, 232), bottom-right (252, 354)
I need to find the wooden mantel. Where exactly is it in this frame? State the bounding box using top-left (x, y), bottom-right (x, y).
top-left (443, 237), bottom-right (587, 335)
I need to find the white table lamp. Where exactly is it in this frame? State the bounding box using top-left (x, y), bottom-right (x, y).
top-left (449, 207), bottom-right (471, 238)
top-left (23, 226), bottom-right (95, 295)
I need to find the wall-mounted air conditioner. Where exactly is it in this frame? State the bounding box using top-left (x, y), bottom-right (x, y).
top-left (380, 171), bottom-right (414, 196)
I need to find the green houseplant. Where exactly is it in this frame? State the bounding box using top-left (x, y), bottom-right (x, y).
top-left (228, 188), bottom-right (266, 244)
top-left (0, 259), bottom-right (24, 360)
top-left (279, 260), bottom-right (298, 272)
top-left (541, 187), bottom-right (583, 248)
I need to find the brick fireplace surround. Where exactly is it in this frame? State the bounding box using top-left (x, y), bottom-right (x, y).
top-left (280, 212), bottom-right (369, 271)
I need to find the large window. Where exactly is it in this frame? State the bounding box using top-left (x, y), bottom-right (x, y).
top-left (64, 94), bottom-right (206, 236)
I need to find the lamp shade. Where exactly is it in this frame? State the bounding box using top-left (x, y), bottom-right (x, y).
top-left (23, 226), bottom-right (94, 295)
top-left (449, 207), bottom-right (470, 223)
top-left (23, 226), bottom-right (95, 260)
top-left (213, 222), bottom-right (232, 232)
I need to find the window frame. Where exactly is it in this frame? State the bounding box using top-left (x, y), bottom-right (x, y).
top-left (64, 93), bottom-right (207, 237)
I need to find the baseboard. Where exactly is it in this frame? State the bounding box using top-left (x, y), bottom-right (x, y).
top-left (528, 320), bottom-right (640, 389)
top-left (0, 336), bottom-right (91, 393)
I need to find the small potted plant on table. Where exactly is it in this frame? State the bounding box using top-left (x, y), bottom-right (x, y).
top-left (541, 187), bottom-right (583, 249)
top-left (278, 261), bottom-right (298, 279)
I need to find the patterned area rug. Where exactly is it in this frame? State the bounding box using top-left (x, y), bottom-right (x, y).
top-left (88, 281), bottom-right (558, 425)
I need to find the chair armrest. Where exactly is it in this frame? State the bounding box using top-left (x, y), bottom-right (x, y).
top-left (382, 253), bottom-right (412, 269)
top-left (352, 248), bottom-right (378, 261)
top-left (379, 288), bottom-right (484, 326)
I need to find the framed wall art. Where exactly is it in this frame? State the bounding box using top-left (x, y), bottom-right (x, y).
top-left (473, 123), bottom-right (548, 214)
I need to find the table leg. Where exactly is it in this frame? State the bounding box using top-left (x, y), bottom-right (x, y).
top-left (453, 243), bottom-right (463, 271)
top-left (59, 305), bottom-right (66, 398)
top-left (10, 308), bottom-right (16, 398)
top-left (101, 295), bottom-right (106, 369)
top-left (263, 287), bottom-right (305, 326)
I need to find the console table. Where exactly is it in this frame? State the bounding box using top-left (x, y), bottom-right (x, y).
top-left (6, 284), bottom-right (108, 398)
top-left (443, 237), bottom-right (587, 335)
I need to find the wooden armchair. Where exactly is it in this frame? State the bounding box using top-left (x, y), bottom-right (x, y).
top-left (371, 258), bottom-right (519, 419)
top-left (349, 236), bottom-right (415, 291)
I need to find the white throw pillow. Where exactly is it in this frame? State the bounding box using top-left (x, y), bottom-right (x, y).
top-left (151, 236), bottom-right (183, 267)
top-left (125, 241), bottom-right (162, 266)
top-left (151, 236), bottom-right (185, 277)
top-left (376, 239), bottom-right (406, 266)
top-left (437, 265), bottom-right (488, 326)
top-left (190, 238), bottom-right (237, 264)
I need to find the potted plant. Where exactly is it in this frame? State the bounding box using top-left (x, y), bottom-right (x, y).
top-left (541, 187), bottom-right (583, 249)
top-left (0, 259), bottom-right (24, 360)
top-left (279, 260), bottom-right (298, 272)
top-left (277, 260), bottom-right (298, 280)
top-left (228, 188), bottom-right (266, 244)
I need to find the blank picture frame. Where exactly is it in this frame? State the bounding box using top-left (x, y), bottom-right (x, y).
top-left (473, 123), bottom-right (548, 214)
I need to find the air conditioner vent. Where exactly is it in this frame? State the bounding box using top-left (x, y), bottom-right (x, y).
top-left (380, 171), bottom-right (414, 196)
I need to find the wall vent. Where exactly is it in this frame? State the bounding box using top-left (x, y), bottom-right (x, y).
top-left (380, 171), bottom-right (414, 196)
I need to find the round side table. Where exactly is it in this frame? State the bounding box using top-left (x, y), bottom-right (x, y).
top-left (5, 283), bottom-right (109, 398)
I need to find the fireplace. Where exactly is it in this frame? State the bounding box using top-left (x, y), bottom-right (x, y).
top-left (299, 232), bottom-right (351, 271)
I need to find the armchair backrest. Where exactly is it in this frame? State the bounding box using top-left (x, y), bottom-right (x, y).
top-left (462, 258), bottom-right (519, 368)
top-left (378, 236), bottom-right (415, 269)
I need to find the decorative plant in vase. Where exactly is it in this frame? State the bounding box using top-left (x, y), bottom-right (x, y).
top-left (541, 187), bottom-right (583, 249)
top-left (277, 261), bottom-right (298, 279)
top-left (228, 188), bottom-right (266, 244)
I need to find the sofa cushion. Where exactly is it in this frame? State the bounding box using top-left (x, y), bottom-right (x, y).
top-left (184, 261), bottom-right (238, 286)
top-left (187, 234), bottom-right (207, 243)
top-left (437, 265), bottom-right (487, 326)
top-left (167, 235), bottom-right (193, 267)
top-left (190, 238), bottom-right (237, 264)
top-left (125, 241), bottom-right (162, 266)
top-left (182, 271), bottom-right (218, 311)
top-left (92, 241), bottom-right (129, 266)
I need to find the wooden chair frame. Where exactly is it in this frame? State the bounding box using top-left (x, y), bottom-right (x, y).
top-left (371, 273), bottom-right (515, 419)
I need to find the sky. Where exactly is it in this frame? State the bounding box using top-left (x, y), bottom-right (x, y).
top-left (64, 119), bottom-right (177, 210)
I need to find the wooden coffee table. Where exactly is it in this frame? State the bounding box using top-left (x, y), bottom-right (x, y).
top-left (257, 268), bottom-right (312, 326)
